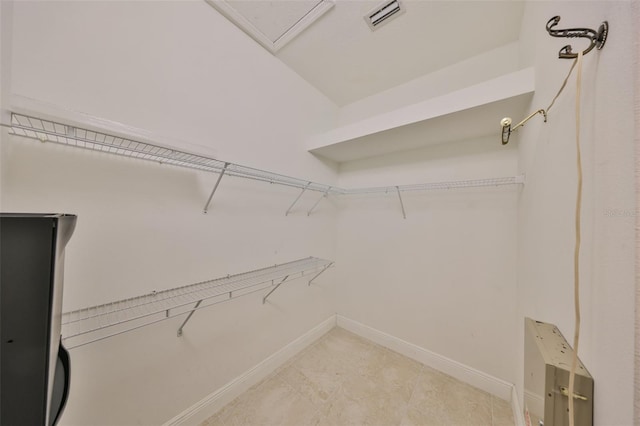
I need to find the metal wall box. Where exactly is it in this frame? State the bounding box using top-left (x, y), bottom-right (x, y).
top-left (524, 318), bottom-right (594, 426)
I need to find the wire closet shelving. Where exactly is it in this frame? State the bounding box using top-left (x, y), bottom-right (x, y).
top-left (5, 113), bottom-right (524, 217)
top-left (61, 257), bottom-right (333, 349)
top-left (3, 113), bottom-right (519, 347)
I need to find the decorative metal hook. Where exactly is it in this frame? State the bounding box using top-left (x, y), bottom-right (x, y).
top-left (546, 16), bottom-right (608, 59)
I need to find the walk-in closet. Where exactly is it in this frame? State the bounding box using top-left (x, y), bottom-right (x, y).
top-left (0, 1), bottom-right (637, 425)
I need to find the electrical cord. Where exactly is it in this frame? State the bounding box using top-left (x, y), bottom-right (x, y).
top-left (568, 49), bottom-right (584, 426)
top-left (547, 57), bottom-right (579, 114)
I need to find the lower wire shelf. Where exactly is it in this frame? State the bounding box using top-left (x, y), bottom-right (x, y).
top-left (61, 257), bottom-right (334, 349)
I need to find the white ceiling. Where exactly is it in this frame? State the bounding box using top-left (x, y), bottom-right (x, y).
top-left (210, 0), bottom-right (525, 106)
top-left (273, 0), bottom-right (525, 106)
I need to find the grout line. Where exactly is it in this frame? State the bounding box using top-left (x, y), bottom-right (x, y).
top-left (491, 395), bottom-right (495, 426)
top-left (397, 364), bottom-right (424, 425)
top-left (404, 365), bottom-right (430, 420)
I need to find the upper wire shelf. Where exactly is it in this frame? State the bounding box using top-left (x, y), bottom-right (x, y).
top-left (6, 113), bottom-right (336, 194)
top-left (4, 113), bottom-right (523, 216)
top-left (61, 257), bottom-right (333, 349)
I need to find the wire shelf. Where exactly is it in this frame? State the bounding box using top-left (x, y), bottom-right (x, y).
top-left (344, 176), bottom-right (525, 195)
top-left (61, 257), bottom-right (333, 348)
top-left (6, 113), bottom-right (336, 194)
top-left (5, 113), bottom-right (523, 198)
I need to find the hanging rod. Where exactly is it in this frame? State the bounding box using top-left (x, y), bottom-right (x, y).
top-left (3, 113), bottom-right (524, 210)
top-left (546, 16), bottom-right (608, 59)
top-left (60, 257), bottom-right (334, 348)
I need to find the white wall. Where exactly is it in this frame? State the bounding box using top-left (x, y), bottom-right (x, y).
top-left (515, 2), bottom-right (636, 425)
top-left (8, 1), bottom-right (338, 179)
top-left (337, 41), bottom-right (520, 126)
top-left (335, 137), bottom-right (520, 383)
top-left (1, 1), bottom-right (340, 424)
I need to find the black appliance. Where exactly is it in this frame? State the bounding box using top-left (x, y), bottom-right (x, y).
top-left (1, 213), bottom-right (77, 425)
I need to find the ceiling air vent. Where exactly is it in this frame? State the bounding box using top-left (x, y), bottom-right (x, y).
top-left (364, 0), bottom-right (405, 31)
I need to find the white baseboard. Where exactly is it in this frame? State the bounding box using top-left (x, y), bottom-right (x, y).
top-left (336, 315), bottom-right (515, 402)
top-left (164, 314), bottom-right (522, 426)
top-left (512, 386), bottom-right (525, 426)
top-left (163, 315), bottom-right (336, 426)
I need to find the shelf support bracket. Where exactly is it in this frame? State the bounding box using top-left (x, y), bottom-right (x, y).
top-left (285, 182), bottom-right (311, 216)
top-left (177, 299), bottom-right (203, 337)
top-left (307, 188), bottom-right (330, 216)
top-left (308, 262), bottom-right (333, 286)
top-left (396, 186), bottom-right (407, 219)
top-left (203, 162), bottom-right (230, 214)
top-left (262, 275), bottom-right (289, 304)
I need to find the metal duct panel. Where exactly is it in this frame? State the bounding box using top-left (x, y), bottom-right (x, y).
top-left (524, 318), bottom-right (594, 426)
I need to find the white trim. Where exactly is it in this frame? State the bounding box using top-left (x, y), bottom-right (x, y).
top-left (274, 0), bottom-right (334, 52)
top-left (336, 315), bottom-right (514, 401)
top-left (204, 0), bottom-right (334, 53)
top-left (164, 314), bottom-right (522, 425)
top-left (512, 385), bottom-right (526, 426)
top-left (162, 315), bottom-right (336, 426)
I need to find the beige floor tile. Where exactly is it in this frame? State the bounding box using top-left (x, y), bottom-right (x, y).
top-left (299, 338), bottom-right (356, 376)
top-left (219, 377), bottom-right (319, 426)
top-left (319, 328), bottom-right (374, 361)
top-left (321, 369), bottom-right (412, 426)
top-left (357, 349), bottom-right (423, 402)
top-left (307, 411), bottom-right (337, 426)
top-left (277, 360), bottom-right (342, 407)
top-left (205, 328), bottom-right (509, 426)
top-left (492, 396), bottom-right (515, 426)
top-left (408, 365), bottom-right (454, 403)
top-left (213, 398), bottom-right (239, 426)
top-left (400, 405), bottom-right (455, 426)
top-left (409, 366), bottom-right (492, 425)
top-left (291, 333), bottom-right (380, 391)
top-left (200, 414), bottom-right (225, 426)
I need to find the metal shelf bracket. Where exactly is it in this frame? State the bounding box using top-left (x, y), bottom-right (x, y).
top-left (203, 162), bottom-right (230, 214)
top-left (307, 188), bottom-right (330, 216)
top-left (262, 275), bottom-right (289, 304)
top-left (396, 186), bottom-right (407, 219)
top-left (177, 299), bottom-right (203, 336)
top-left (285, 182), bottom-right (311, 216)
top-left (308, 262), bottom-right (333, 286)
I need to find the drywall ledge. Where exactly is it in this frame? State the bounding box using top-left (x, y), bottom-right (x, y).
top-left (307, 67), bottom-right (535, 162)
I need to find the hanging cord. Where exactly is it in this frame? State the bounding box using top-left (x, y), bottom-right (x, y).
top-left (568, 50), bottom-right (584, 426)
top-left (502, 59), bottom-right (578, 145)
top-left (547, 58), bottom-right (579, 114)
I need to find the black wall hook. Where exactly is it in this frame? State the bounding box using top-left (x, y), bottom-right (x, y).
top-left (546, 16), bottom-right (608, 59)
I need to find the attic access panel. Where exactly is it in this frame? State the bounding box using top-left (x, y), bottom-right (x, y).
top-left (206, 0), bottom-right (335, 53)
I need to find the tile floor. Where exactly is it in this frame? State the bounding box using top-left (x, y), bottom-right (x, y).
top-left (201, 327), bottom-right (515, 426)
